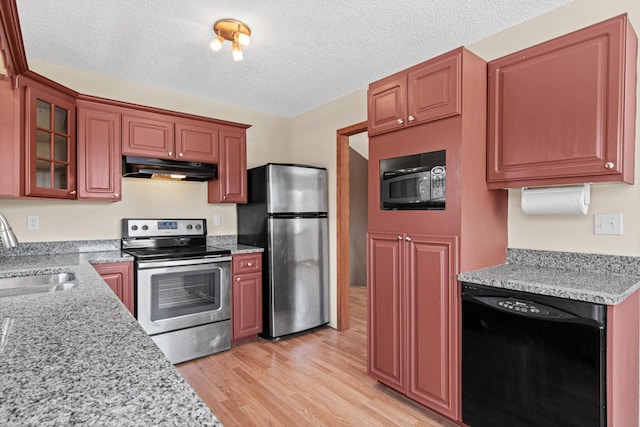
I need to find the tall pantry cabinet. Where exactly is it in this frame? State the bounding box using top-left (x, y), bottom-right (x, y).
top-left (366, 47), bottom-right (507, 422)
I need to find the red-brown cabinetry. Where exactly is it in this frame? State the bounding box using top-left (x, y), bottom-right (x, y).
top-left (367, 47), bottom-right (508, 423)
top-left (487, 14), bottom-right (637, 189)
top-left (93, 261), bottom-right (134, 315)
top-left (77, 100), bottom-right (122, 201)
top-left (0, 76), bottom-right (20, 198)
top-left (231, 253), bottom-right (262, 343)
top-left (368, 52), bottom-right (461, 136)
top-left (122, 110), bottom-right (221, 164)
top-left (23, 78), bottom-right (77, 199)
top-left (368, 232), bottom-right (459, 418)
top-left (208, 127), bottom-right (247, 204)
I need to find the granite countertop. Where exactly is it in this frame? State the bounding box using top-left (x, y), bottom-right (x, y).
top-left (213, 243), bottom-right (264, 254)
top-left (0, 250), bottom-right (221, 426)
top-left (458, 248), bottom-right (640, 305)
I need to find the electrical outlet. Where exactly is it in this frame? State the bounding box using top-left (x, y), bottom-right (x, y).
top-left (594, 213), bottom-right (622, 235)
top-left (27, 215), bottom-right (39, 230)
top-left (213, 215), bottom-right (221, 226)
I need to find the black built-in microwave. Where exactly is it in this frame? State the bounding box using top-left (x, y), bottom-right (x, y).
top-left (380, 150), bottom-right (446, 210)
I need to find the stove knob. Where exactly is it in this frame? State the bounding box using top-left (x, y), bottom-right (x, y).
top-left (186, 224), bottom-right (193, 230)
top-left (142, 225), bottom-right (149, 231)
top-left (195, 224), bottom-right (202, 230)
top-left (131, 225), bottom-right (138, 231)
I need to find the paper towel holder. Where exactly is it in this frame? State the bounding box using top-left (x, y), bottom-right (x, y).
top-left (521, 183), bottom-right (591, 215)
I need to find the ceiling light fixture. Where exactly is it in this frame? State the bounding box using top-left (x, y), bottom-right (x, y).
top-left (210, 19), bottom-right (251, 61)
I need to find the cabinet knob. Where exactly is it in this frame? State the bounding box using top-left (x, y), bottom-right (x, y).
top-left (236, 277), bottom-right (241, 282)
top-left (114, 192), bottom-right (119, 197)
top-left (69, 190), bottom-right (77, 195)
top-left (397, 118), bottom-right (404, 125)
top-left (247, 262), bottom-right (253, 267)
top-left (605, 162), bottom-right (615, 170)
top-left (168, 151), bottom-right (172, 156)
top-left (179, 152), bottom-right (184, 157)
top-left (408, 115), bottom-right (415, 122)
top-left (397, 235), bottom-right (403, 240)
top-left (223, 196), bottom-right (227, 200)
top-left (405, 236), bottom-right (412, 242)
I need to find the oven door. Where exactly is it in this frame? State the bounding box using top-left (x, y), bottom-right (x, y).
top-left (136, 257), bottom-right (231, 335)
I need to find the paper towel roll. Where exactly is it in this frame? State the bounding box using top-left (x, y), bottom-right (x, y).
top-left (520, 184), bottom-right (590, 215)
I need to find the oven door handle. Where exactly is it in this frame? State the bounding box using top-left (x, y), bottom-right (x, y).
top-left (137, 256), bottom-right (232, 269)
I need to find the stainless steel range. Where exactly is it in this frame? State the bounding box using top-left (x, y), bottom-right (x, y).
top-left (121, 218), bottom-right (231, 364)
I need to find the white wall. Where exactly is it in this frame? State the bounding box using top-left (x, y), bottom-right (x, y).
top-left (467, 0), bottom-right (640, 256)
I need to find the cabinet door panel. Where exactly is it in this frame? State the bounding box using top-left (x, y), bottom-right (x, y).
top-left (367, 75), bottom-right (406, 136)
top-left (24, 84), bottom-right (76, 199)
top-left (77, 102), bottom-right (121, 200)
top-left (232, 272), bottom-right (262, 340)
top-left (367, 232), bottom-right (404, 390)
top-left (406, 235), bottom-right (458, 419)
top-left (175, 119), bottom-right (219, 163)
top-left (0, 77), bottom-right (20, 197)
top-left (487, 15), bottom-right (636, 187)
top-left (408, 53), bottom-right (461, 124)
top-left (93, 262), bottom-right (134, 315)
top-left (122, 112), bottom-right (174, 159)
top-left (208, 128), bottom-right (247, 203)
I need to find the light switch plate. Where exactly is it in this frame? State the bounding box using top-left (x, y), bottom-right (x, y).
top-left (213, 215), bottom-right (221, 226)
top-left (594, 213), bottom-right (622, 235)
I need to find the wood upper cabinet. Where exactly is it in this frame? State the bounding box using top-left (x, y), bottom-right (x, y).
top-left (77, 100), bottom-right (122, 201)
top-left (232, 253), bottom-right (263, 342)
top-left (122, 111), bottom-right (221, 163)
top-left (23, 80), bottom-right (77, 199)
top-left (175, 118), bottom-right (219, 163)
top-left (93, 262), bottom-right (134, 315)
top-left (121, 110), bottom-right (174, 160)
top-left (208, 127), bottom-right (247, 203)
top-left (0, 77), bottom-right (20, 198)
top-left (368, 51), bottom-right (461, 136)
top-left (367, 232), bottom-right (459, 419)
top-left (487, 14), bottom-right (637, 189)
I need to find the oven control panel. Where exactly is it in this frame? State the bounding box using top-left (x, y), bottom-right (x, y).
top-left (122, 219), bottom-right (206, 238)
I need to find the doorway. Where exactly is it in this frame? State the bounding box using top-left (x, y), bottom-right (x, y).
top-left (336, 121), bottom-right (367, 331)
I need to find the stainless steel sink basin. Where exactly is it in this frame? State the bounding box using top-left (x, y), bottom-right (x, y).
top-left (0, 272), bottom-right (78, 298)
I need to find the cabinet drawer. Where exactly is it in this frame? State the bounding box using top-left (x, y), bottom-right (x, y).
top-left (233, 253), bottom-right (262, 274)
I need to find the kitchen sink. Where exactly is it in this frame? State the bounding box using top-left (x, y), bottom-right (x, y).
top-left (0, 272), bottom-right (78, 298)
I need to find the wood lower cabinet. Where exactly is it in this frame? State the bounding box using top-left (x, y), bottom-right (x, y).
top-left (231, 253), bottom-right (262, 342)
top-left (208, 127), bottom-right (247, 204)
top-left (487, 14), bottom-right (637, 188)
top-left (368, 51), bottom-right (461, 136)
top-left (77, 100), bottom-right (122, 201)
top-left (93, 262), bottom-right (134, 315)
top-left (367, 232), bottom-right (459, 419)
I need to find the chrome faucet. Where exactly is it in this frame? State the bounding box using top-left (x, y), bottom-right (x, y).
top-left (0, 213), bottom-right (18, 248)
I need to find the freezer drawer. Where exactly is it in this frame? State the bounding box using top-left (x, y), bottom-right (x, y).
top-left (267, 164), bottom-right (328, 214)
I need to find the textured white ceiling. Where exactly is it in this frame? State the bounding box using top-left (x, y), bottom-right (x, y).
top-left (15, 0), bottom-right (571, 118)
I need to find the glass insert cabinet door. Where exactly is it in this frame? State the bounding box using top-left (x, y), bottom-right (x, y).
top-left (25, 84), bottom-right (76, 198)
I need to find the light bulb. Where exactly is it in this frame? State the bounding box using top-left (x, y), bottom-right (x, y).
top-left (237, 32), bottom-right (250, 46)
top-left (210, 36), bottom-right (223, 52)
top-left (232, 42), bottom-right (243, 61)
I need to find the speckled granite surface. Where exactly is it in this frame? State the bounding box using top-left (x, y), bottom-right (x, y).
top-left (458, 248), bottom-right (640, 305)
top-left (0, 251), bottom-right (221, 426)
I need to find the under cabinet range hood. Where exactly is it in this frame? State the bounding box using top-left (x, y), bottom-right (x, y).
top-left (122, 156), bottom-right (218, 182)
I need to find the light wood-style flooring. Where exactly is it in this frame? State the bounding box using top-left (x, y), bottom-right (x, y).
top-left (176, 286), bottom-right (455, 426)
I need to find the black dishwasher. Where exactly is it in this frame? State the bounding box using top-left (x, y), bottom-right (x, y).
top-left (461, 283), bottom-right (606, 427)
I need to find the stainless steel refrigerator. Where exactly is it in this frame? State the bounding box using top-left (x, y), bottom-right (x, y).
top-left (237, 163), bottom-right (329, 339)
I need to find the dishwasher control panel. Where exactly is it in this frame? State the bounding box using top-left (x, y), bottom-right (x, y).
top-left (497, 299), bottom-right (543, 314)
